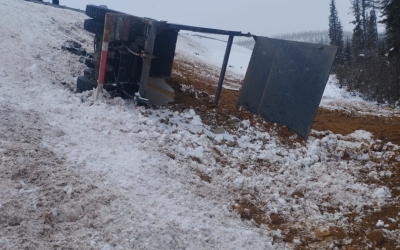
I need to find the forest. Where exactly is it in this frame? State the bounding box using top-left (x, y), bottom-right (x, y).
top-left (328, 0), bottom-right (399, 104)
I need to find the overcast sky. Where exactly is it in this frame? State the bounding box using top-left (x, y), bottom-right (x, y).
top-left (63, 0), bottom-right (383, 37)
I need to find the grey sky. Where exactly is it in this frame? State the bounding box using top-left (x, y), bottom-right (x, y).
top-left (64, 0), bottom-right (382, 36)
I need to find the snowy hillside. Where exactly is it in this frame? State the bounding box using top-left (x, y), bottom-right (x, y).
top-left (1, 1), bottom-right (399, 249)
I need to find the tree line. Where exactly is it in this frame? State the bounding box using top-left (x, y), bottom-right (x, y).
top-left (330, 0), bottom-right (400, 104)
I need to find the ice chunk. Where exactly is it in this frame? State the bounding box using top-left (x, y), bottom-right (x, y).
top-left (376, 220), bottom-right (384, 227)
top-left (373, 187), bottom-right (391, 199)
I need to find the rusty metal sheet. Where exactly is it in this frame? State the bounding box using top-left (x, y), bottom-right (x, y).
top-left (237, 37), bottom-right (337, 139)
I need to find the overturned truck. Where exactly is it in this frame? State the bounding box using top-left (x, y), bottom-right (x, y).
top-left (79, 5), bottom-right (337, 139)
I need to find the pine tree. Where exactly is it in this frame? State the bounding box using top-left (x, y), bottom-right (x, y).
top-left (329, 0), bottom-right (345, 64)
top-left (336, 20), bottom-right (345, 64)
top-left (351, 0), bottom-right (380, 56)
top-left (381, 0), bottom-right (400, 100)
top-left (351, 0), bottom-right (364, 57)
top-left (344, 36), bottom-right (352, 65)
top-left (361, 0), bottom-right (368, 52)
top-left (381, 0), bottom-right (400, 52)
top-left (329, 0), bottom-right (339, 45)
top-left (366, 9), bottom-right (378, 56)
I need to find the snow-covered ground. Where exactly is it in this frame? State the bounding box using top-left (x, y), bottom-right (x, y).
top-left (321, 76), bottom-right (400, 117)
top-left (177, 32), bottom-right (251, 77)
top-left (0, 0), bottom-right (399, 249)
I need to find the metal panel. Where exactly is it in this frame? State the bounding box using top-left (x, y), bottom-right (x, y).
top-left (150, 29), bottom-right (179, 78)
top-left (138, 19), bottom-right (158, 97)
top-left (237, 37), bottom-right (337, 139)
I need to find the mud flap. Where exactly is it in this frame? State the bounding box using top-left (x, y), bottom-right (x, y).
top-left (146, 77), bottom-right (175, 106)
top-left (237, 37), bottom-right (337, 140)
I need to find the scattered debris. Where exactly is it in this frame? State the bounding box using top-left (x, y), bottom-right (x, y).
top-left (61, 40), bottom-right (86, 56)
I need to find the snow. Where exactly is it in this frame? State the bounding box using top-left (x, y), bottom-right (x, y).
top-left (373, 187), bottom-right (392, 200)
top-left (321, 75), bottom-right (400, 116)
top-left (0, 0), bottom-right (399, 249)
top-left (177, 32), bottom-right (251, 77)
top-left (376, 220), bottom-right (384, 227)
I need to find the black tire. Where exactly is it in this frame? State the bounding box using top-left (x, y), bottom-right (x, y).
top-left (76, 75), bottom-right (117, 93)
top-left (83, 68), bottom-right (93, 76)
top-left (85, 5), bottom-right (120, 21)
top-left (84, 19), bottom-right (104, 35)
top-left (84, 58), bottom-right (95, 68)
top-left (76, 75), bottom-right (97, 93)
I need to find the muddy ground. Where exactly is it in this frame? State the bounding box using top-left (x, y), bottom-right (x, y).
top-left (168, 58), bottom-right (400, 249)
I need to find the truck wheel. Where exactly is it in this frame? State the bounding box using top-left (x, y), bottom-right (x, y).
top-left (84, 58), bottom-right (95, 68)
top-left (76, 76), bottom-right (116, 93)
top-left (85, 5), bottom-right (120, 21)
top-left (83, 68), bottom-right (93, 76)
top-left (84, 19), bottom-right (104, 35)
top-left (76, 75), bottom-right (97, 93)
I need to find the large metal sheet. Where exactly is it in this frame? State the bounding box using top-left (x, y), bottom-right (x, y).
top-left (237, 37), bottom-right (337, 139)
top-left (151, 29), bottom-right (179, 78)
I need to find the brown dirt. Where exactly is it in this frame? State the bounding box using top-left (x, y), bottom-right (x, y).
top-left (313, 109), bottom-right (400, 146)
top-left (234, 199), bottom-right (267, 226)
top-left (168, 58), bottom-right (400, 249)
